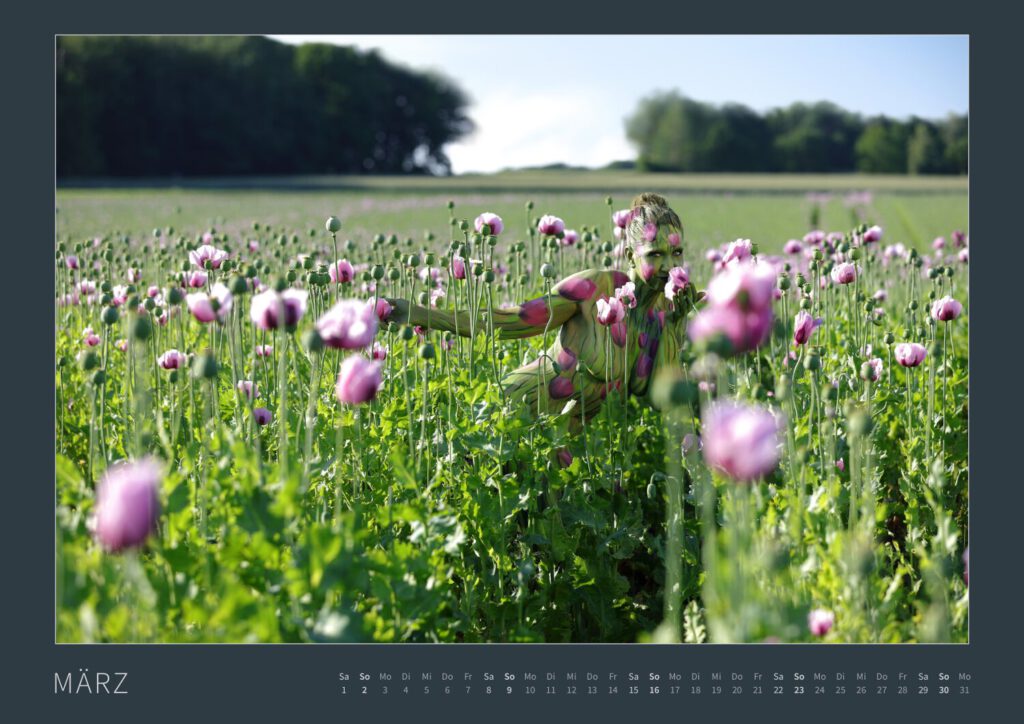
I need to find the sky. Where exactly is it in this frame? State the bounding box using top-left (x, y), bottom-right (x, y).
top-left (269, 35), bottom-right (968, 174)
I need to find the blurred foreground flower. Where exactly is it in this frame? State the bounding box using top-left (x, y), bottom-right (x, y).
top-left (94, 457), bottom-right (162, 553)
top-left (701, 400), bottom-right (782, 481)
top-left (808, 608), bottom-right (835, 637)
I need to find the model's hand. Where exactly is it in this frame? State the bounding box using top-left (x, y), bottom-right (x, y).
top-left (383, 298), bottom-right (409, 326)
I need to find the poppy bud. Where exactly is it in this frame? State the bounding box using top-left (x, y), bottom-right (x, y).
top-left (132, 316), bottom-right (153, 341)
top-left (192, 353), bottom-right (218, 380)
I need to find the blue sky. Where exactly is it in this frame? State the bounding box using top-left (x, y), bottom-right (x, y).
top-left (270, 35), bottom-right (968, 174)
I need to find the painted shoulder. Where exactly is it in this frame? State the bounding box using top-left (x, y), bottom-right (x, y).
top-left (552, 268), bottom-right (632, 304)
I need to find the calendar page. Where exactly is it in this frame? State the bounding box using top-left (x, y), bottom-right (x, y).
top-left (17, 5), bottom-right (1018, 723)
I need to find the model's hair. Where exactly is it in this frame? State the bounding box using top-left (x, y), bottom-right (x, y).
top-left (624, 192), bottom-right (682, 250)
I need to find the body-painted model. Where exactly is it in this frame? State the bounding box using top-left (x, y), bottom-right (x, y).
top-left (385, 193), bottom-right (700, 428)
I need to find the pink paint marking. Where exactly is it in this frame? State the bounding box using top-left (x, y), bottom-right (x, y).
top-left (557, 277), bottom-right (597, 302)
top-left (519, 297), bottom-right (550, 326)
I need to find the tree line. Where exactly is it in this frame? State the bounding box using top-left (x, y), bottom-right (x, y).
top-left (57, 36), bottom-right (474, 177)
top-left (625, 91), bottom-right (967, 174)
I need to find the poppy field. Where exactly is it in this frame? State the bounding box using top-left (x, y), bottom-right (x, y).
top-left (55, 184), bottom-right (968, 643)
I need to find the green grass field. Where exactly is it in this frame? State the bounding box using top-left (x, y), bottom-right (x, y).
top-left (57, 172), bottom-right (967, 257)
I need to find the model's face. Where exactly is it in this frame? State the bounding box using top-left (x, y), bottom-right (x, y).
top-left (629, 224), bottom-right (684, 285)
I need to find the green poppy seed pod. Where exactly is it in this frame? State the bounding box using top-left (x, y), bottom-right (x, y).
top-left (479, 223), bottom-right (492, 236)
top-left (449, 218), bottom-right (458, 227)
top-left (484, 270), bottom-right (496, 284)
top-left (101, 281), bottom-right (113, 293)
top-left (850, 248), bottom-right (862, 261)
top-left (357, 271), bottom-right (370, 283)
top-left (302, 256), bottom-right (314, 270)
top-left (169, 369), bottom-right (179, 384)
top-left (74, 243), bottom-right (84, 253)
top-left (883, 332), bottom-right (895, 345)
top-left (646, 481), bottom-right (657, 499)
top-left (650, 366), bottom-right (697, 410)
top-left (100, 293), bottom-right (113, 306)
top-left (602, 256), bottom-right (613, 268)
top-left (446, 200), bottom-right (455, 210)
top-left (143, 297), bottom-right (156, 311)
top-left (167, 287), bottom-right (183, 305)
top-left (783, 262), bottom-right (792, 272)
top-left (929, 340), bottom-right (941, 356)
top-left (799, 298), bottom-right (812, 310)
top-left (459, 220), bottom-right (469, 232)
top-left (152, 228), bottom-right (161, 238)
top-left (252, 221), bottom-right (260, 231)
top-left (600, 241), bottom-right (612, 254)
top-left (418, 292), bottom-right (429, 305)
top-left (526, 201), bottom-right (534, 210)
top-left (449, 240), bottom-right (461, 252)
top-left (81, 351), bottom-right (99, 371)
top-left (286, 270), bottom-right (297, 283)
top-left (928, 290), bottom-right (937, 301)
top-left (273, 277), bottom-right (287, 293)
top-left (749, 242), bottom-right (759, 256)
top-left (540, 263), bottom-right (555, 279)
top-left (848, 409), bottom-right (873, 437)
top-left (224, 259), bottom-right (236, 272)
top-left (424, 253), bottom-right (436, 266)
top-left (127, 295), bottom-right (140, 309)
top-left (519, 274), bottom-right (529, 286)
top-left (401, 326), bottom-right (414, 341)
top-left (778, 275), bottom-right (791, 291)
top-left (927, 268), bottom-right (939, 280)
top-left (473, 262), bottom-right (484, 277)
top-left (803, 352), bottom-right (821, 371)
top-left (913, 257), bottom-right (923, 268)
top-left (132, 315), bottom-right (153, 342)
top-left (488, 236), bottom-right (498, 247)
top-left (387, 268), bottom-right (401, 282)
top-left (407, 254), bottom-right (421, 268)
top-left (57, 355), bottom-right (69, 369)
top-left (863, 301), bottom-right (875, 314)
top-left (305, 272), bottom-right (316, 286)
top-left (91, 369), bottom-right (107, 386)
top-left (838, 242), bottom-right (850, 254)
top-left (812, 249), bottom-right (823, 262)
top-left (908, 300), bottom-right (919, 311)
top-left (192, 353), bottom-right (218, 380)
top-left (231, 276), bottom-right (249, 295)
top-left (371, 264), bottom-right (385, 281)
top-left (775, 374), bottom-right (790, 401)
top-left (391, 249), bottom-right (402, 261)
top-left (101, 306), bottom-right (120, 326)
top-left (795, 273), bottom-right (806, 287)
top-left (302, 328), bottom-right (324, 353)
top-left (944, 266), bottom-right (954, 278)
top-left (104, 250), bottom-right (114, 262)
top-left (419, 343), bottom-right (436, 360)
top-left (860, 361), bottom-right (875, 381)
top-left (345, 239), bottom-right (356, 252)
top-left (916, 326), bottom-right (927, 339)
top-left (822, 383), bottom-right (837, 402)
top-left (495, 349), bottom-right (505, 361)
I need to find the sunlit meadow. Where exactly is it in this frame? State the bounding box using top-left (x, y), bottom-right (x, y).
top-left (55, 183), bottom-right (968, 643)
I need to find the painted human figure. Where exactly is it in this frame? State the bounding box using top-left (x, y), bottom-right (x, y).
top-left (385, 193), bottom-right (700, 432)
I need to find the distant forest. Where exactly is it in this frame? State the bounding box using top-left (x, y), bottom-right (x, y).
top-left (57, 37), bottom-right (967, 177)
top-left (56, 36), bottom-right (473, 176)
top-left (625, 91), bottom-right (967, 175)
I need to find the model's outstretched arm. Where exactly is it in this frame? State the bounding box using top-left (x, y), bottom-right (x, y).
top-left (385, 269), bottom-right (605, 340)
